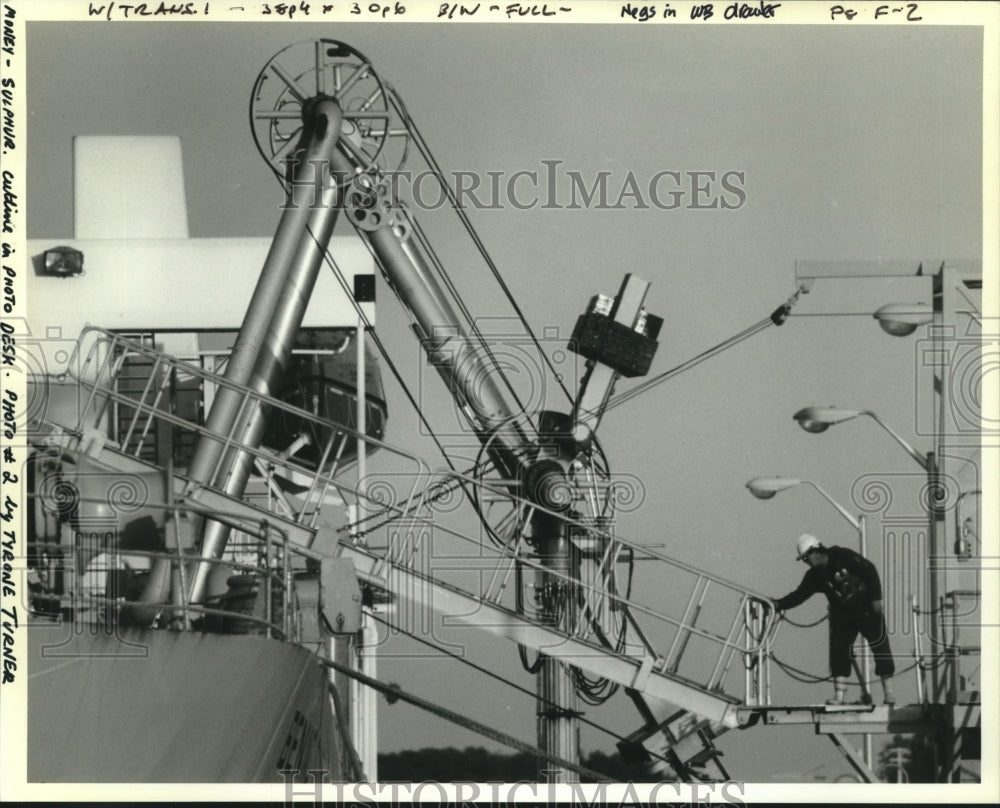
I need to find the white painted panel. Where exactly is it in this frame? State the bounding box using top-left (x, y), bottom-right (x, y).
top-left (73, 136), bottom-right (189, 239)
top-left (25, 236), bottom-right (375, 374)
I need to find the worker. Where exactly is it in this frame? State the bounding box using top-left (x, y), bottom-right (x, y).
top-left (773, 534), bottom-right (896, 706)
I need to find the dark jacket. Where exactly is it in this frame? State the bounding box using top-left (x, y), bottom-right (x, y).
top-left (775, 545), bottom-right (882, 613)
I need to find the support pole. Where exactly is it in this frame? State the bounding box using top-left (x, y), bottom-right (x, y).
top-left (828, 732), bottom-right (878, 783)
top-left (352, 611), bottom-right (379, 781)
top-left (536, 528), bottom-right (580, 783)
top-left (331, 634), bottom-right (353, 774)
top-left (356, 317), bottom-right (367, 517)
top-left (859, 514), bottom-right (873, 772)
top-left (352, 317), bottom-right (378, 781)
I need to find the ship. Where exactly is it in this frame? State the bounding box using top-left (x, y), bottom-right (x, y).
top-left (20, 38), bottom-right (732, 785)
top-left (18, 35), bottom-right (984, 789)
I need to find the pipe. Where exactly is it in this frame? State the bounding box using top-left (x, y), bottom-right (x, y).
top-left (327, 148), bottom-right (531, 478)
top-left (536, 524), bottom-right (580, 783)
top-left (187, 100), bottom-right (346, 605)
top-left (139, 99), bottom-right (346, 610)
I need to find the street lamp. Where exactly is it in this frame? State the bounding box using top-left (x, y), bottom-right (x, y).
top-left (873, 302), bottom-right (934, 337)
top-left (792, 407), bottom-right (929, 471)
top-left (746, 475), bottom-right (874, 771)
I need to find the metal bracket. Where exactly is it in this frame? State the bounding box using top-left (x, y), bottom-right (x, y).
top-left (321, 557), bottom-right (364, 634)
top-left (631, 655), bottom-right (655, 690)
top-left (80, 426), bottom-right (107, 458)
top-left (828, 732), bottom-right (879, 783)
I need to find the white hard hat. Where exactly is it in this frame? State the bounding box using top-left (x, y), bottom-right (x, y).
top-left (796, 533), bottom-right (823, 560)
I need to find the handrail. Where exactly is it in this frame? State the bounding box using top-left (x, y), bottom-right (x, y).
top-left (27, 488), bottom-right (316, 640)
top-left (57, 327), bottom-right (782, 704)
top-left (428, 465), bottom-right (776, 602)
top-left (67, 326), bottom-right (433, 530)
top-left (30, 489), bottom-right (319, 561)
top-left (28, 541), bottom-right (293, 640)
top-left (69, 328), bottom-right (423, 468)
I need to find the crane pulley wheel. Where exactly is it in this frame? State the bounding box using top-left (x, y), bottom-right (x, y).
top-left (470, 412), bottom-right (618, 556)
top-left (250, 39), bottom-right (398, 184)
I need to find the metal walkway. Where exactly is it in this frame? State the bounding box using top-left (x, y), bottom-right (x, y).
top-left (39, 328), bottom-right (785, 774)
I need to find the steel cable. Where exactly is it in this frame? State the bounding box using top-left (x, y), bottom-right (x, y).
top-left (321, 657), bottom-right (611, 782)
top-left (388, 86), bottom-right (575, 409)
top-left (604, 318), bottom-right (773, 413)
top-left (780, 612), bottom-right (829, 629)
top-left (772, 654), bottom-right (921, 687)
top-left (366, 612), bottom-right (679, 772)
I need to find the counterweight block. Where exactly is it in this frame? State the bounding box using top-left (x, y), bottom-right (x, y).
top-left (569, 309), bottom-right (662, 378)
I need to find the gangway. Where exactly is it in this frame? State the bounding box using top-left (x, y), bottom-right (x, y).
top-left (40, 324), bottom-right (964, 784)
top-left (33, 326), bottom-right (785, 778)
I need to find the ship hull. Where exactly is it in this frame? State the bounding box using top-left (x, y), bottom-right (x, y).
top-left (28, 625), bottom-right (346, 783)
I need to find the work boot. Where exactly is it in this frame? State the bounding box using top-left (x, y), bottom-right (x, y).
top-left (881, 676), bottom-right (896, 706)
top-left (826, 676), bottom-right (848, 705)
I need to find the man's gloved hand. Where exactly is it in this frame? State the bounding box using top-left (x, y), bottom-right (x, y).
top-left (757, 600), bottom-right (783, 620)
top-left (872, 599), bottom-right (884, 616)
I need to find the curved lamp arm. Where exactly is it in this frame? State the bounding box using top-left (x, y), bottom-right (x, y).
top-left (745, 476), bottom-right (861, 531)
top-left (793, 406), bottom-right (929, 471)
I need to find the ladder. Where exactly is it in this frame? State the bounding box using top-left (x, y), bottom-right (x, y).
top-left (110, 334), bottom-right (160, 463)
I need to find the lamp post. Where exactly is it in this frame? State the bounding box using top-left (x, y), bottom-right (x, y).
top-left (746, 476), bottom-right (874, 771)
top-left (746, 477), bottom-right (865, 535)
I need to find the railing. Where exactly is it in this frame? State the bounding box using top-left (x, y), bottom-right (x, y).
top-left (68, 326), bottom-right (432, 539)
top-left (743, 598), bottom-right (778, 707)
top-left (60, 327), bottom-right (780, 706)
top-left (26, 486), bottom-right (325, 636)
top-left (346, 464), bottom-right (782, 702)
top-left (28, 538), bottom-right (295, 641)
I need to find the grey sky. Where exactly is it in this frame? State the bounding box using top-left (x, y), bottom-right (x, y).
top-left (25, 17), bottom-right (984, 784)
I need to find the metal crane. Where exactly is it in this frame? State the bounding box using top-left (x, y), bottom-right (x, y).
top-left (22, 35), bottom-right (983, 785)
top-left (232, 38), bottom-right (771, 779)
top-left (30, 38), bottom-right (906, 784)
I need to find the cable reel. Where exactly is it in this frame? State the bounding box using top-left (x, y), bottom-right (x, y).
top-left (250, 39), bottom-right (408, 183)
top-left (469, 412), bottom-right (630, 636)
